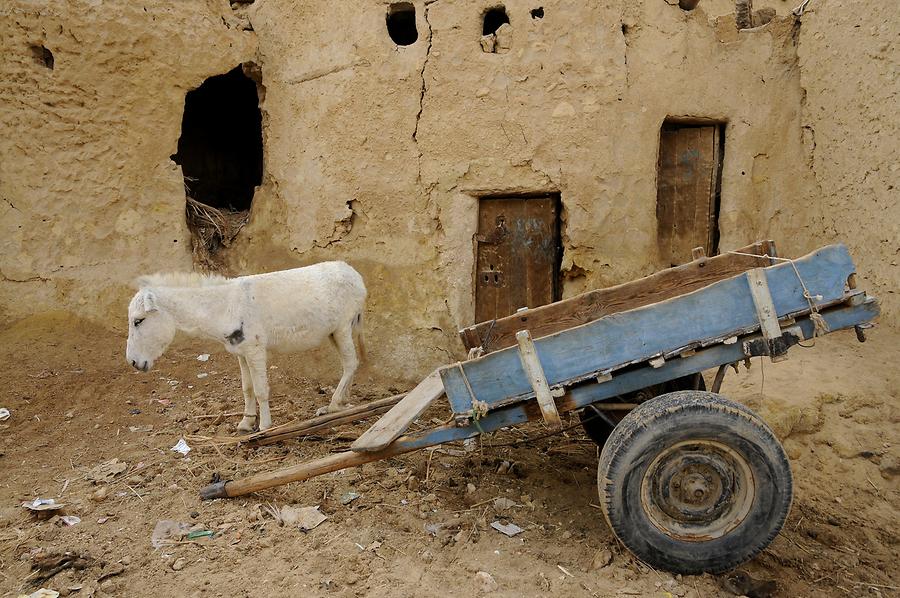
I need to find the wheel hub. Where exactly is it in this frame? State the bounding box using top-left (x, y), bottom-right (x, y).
top-left (641, 440), bottom-right (755, 541)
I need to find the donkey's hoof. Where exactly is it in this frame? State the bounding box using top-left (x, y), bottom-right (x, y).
top-left (315, 406), bottom-right (331, 417)
top-left (237, 417), bottom-right (257, 433)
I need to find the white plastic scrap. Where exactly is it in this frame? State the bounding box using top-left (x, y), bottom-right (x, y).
top-left (197, 354), bottom-right (210, 362)
top-left (279, 505), bottom-right (327, 531)
top-left (60, 515), bottom-right (81, 526)
top-left (18, 589), bottom-right (60, 598)
top-left (22, 498), bottom-right (65, 512)
top-left (0, 407), bottom-right (10, 421)
top-left (490, 521), bottom-right (524, 537)
top-left (171, 438), bottom-right (191, 455)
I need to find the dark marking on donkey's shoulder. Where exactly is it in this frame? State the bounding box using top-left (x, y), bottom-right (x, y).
top-left (227, 323), bottom-right (245, 346)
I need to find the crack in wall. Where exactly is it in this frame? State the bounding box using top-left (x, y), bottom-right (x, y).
top-left (2, 197), bottom-right (20, 211)
top-left (0, 268), bottom-right (48, 283)
top-left (286, 59), bottom-right (371, 85)
top-left (413, 0), bottom-right (436, 188)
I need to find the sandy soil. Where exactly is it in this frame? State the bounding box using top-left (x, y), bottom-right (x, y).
top-left (0, 314), bottom-right (897, 598)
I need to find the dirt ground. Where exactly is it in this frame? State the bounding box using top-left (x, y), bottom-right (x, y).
top-left (0, 313), bottom-right (897, 598)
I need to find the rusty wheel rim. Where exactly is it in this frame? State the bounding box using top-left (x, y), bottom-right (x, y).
top-left (640, 440), bottom-right (755, 542)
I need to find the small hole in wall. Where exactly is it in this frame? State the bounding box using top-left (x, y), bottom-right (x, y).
top-left (30, 45), bottom-right (54, 69)
top-left (678, 0), bottom-right (700, 10)
top-left (386, 2), bottom-right (418, 46)
top-left (483, 6), bottom-right (510, 35)
top-left (530, 7), bottom-right (544, 19)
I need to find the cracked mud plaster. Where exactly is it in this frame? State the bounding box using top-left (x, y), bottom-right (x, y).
top-left (0, 0), bottom-right (897, 382)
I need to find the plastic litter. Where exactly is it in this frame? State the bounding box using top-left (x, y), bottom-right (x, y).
top-left (339, 491), bottom-right (360, 505)
top-left (0, 407), bottom-right (10, 421)
top-left (197, 354), bottom-right (210, 361)
top-left (490, 521), bottom-right (524, 537)
top-left (186, 530), bottom-right (214, 540)
top-left (279, 505), bottom-right (327, 531)
top-left (59, 515), bottom-right (81, 526)
top-left (171, 438), bottom-right (191, 455)
top-left (151, 520), bottom-right (191, 548)
top-left (86, 458), bottom-right (127, 483)
top-left (17, 589), bottom-right (60, 598)
top-left (22, 498), bottom-right (65, 513)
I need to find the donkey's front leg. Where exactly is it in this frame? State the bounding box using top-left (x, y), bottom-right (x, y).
top-left (236, 355), bottom-right (257, 433)
top-left (245, 349), bottom-right (273, 431)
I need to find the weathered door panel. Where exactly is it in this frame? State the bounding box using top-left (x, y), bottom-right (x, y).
top-left (657, 125), bottom-right (722, 266)
top-left (475, 197), bottom-right (559, 323)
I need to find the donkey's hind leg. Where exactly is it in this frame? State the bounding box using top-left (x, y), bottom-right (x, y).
top-left (236, 355), bottom-right (257, 433)
top-left (317, 324), bottom-right (359, 416)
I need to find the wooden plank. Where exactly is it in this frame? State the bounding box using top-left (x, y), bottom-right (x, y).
top-left (350, 369), bottom-right (445, 453)
top-left (475, 197), bottom-right (559, 323)
top-left (246, 395), bottom-right (403, 447)
top-left (656, 127), bottom-right (677, 264)
top-left (201, 299), bottom-right (879, 499)
top-left (244, 394), bottom-right (403, 445)
top-left (746, 268), bottom-right (788, 363)
top-left (460, 240), bottom-right (777, 354)
top-left (656, 125), bottom-right (720, 266)
top-left (443, 244), bottom-right (855, 414)
top-left (515, 330), bottom-right (562, 428)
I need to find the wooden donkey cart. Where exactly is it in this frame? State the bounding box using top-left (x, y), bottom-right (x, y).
top-left (200, 241), bottom-right (879, 574)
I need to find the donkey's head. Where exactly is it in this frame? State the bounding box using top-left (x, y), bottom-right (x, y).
top-left (126, 287), bottom-right (176, 372)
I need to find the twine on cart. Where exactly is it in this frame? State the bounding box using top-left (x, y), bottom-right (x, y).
top-left (727, 250), bottom-right (831, 342)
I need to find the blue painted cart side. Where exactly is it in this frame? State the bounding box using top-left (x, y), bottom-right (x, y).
top-left (419, 298), bottom-right (878, 444)
top-left (440, 244), bottom-right (856, 415)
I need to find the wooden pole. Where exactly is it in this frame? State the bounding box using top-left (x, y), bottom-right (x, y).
top-left (200, 439), bottom-right (423, 499)
top-left (243, 394), bottom-right (404, 446)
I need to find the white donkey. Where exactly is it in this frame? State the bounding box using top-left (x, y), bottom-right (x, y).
top-left (125, 261), bottom-right (367, 431)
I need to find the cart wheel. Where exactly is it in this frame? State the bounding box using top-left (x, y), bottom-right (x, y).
top-left (597, 391), bottom-right (791, 574)
top-left (580, 374), bottom-right (705, 447)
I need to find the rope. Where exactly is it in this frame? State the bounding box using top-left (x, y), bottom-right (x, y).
top-left (792, 0), bottom-right (813, 17)
top-left (728, 250), bottom-right (830, 344)
top-left (480, 318), bottom-right (497, 352)
top-left (454, 362), bottom-right (489, 423)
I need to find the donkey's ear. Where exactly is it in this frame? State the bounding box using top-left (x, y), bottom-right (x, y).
top-left (141, 289), bottom-right (159, 312)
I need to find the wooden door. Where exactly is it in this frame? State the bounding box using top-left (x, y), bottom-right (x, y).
top-left (656, 124), bottom-right (723, 266)
top-left (475, 196), bottom-right (560, 323)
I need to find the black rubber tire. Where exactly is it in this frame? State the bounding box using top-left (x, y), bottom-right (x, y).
top-left (580, 374), bottom-right (706, 447)
top-left (597, 391), bottom-right (792, 574)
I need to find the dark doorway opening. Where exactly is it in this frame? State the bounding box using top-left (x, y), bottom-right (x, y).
top-left (483, 6), bottom-right (510, 36)
top-left (475, 195), bottom-right (561, 323)
top-left (386, 3), bottom-right (418, 46)
top-left (173, 64), bottom-right (262, 269)
top-left (173, 65), bottom-right (262, 212)
top-left (656, 120), bottom-right (725, 266)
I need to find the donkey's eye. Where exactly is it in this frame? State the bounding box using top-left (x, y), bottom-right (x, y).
top-left (133, 318), bottom-right (145, 327)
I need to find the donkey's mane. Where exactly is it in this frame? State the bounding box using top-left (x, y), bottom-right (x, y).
top-left (134, 272), bottom-right (231, 289)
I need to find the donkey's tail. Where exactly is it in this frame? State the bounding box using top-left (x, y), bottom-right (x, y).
top-left (352, 311), bottom-right (367, 364)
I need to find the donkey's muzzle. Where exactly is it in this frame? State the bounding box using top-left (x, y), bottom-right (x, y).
top-left (131, 360), bottom-right (149, 372)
